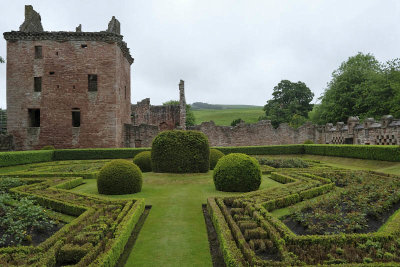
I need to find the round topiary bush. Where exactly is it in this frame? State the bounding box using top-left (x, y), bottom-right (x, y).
top-left (151, 130), bottom-right (210, 173)
top-left (303, 139), bottom-right (314, 144)
top-left (97, 159), bottom-right (142, 195)
top-left (210, 149), bottom-right (224, 170)
top-left (213, 153), bottom-right (261, 192)
top-left (133, 151), bottom-right (152, 172)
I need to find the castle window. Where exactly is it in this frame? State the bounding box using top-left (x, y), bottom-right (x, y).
top-left (28, 109), bottom-right (40, 127)
top-left (88, 74), bottom-right (97, 91)
top-left (34, 77), bottom-right (42, 92)
top-left (81, 44), bottom-right (87, 48)
top-left (72, 108), bottom-right (81, 127)
top-left (34, 46), bottom-right (42, 59)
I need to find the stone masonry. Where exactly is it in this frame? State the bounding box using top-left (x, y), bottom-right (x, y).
top-left (4, 6), bottom-right (133, 150)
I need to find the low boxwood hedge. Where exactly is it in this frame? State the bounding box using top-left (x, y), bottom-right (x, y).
top-left (133, 151), bottom-right (152, 172)
top-left (53, 148), bottom-right (150, 161)
top-left (0, 150), bottom-right (54, 167)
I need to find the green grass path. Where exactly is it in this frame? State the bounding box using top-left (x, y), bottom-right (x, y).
top-left (71, 172), bottom-right (281, 267)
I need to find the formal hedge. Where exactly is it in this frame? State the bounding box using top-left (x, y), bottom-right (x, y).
top-left (133, 151), bottom-right (152, 172)
top-left (210, 149), bottom-right (224, 170)
top-left (151, 130), bottom-right (210, 173)
top-left (53, 148), bottom-right (150, 161)
top-left (215, 145), bottom-right (304, 155)
top-left (0, 150), bottom-right (54, 167)
top-left (304, 144), bottom-right (400, 162)
top-left (97, 159), bottom-right (143, 195)
top-left (213, 153), bottom-right (261, 192)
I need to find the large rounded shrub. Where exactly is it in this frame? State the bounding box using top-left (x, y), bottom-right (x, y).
top-left (210, 149), bottom-right (224, 170)
top-left (151, 130), bottom-right (210, 173)
top-left (97, 159), bottom-right (142, 195)
top-left (213, 153), bottom-right (261, 192)
top-left (133, 151), bottom-right (152, 172)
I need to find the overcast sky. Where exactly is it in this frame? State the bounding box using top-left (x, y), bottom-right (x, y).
top-left (0, 0), bottom-right (399, 109)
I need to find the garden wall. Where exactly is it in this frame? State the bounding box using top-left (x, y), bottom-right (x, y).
top-left (0, 134), bottom-right (14, 151)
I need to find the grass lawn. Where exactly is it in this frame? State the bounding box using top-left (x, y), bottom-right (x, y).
top-left (193, 107), bottom-right (265, 125)
top-left (71, 172), bottom-right (282, 267)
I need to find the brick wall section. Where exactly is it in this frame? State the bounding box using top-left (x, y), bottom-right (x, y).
top-left (0, 134), bottom-right (15, 151)
top-left (5, 36), bottom-right (132, 150)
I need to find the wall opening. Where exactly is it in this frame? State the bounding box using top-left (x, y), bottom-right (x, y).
top-left (88, 74), bottom-right (97, 91)
top-left (344, 138), bottom-right (353, 144)
top-left (34, 77), bottom-right (42, 92)
top-left (81, 44), bottom-right (87, 48)
top-left (72, 108), bottom-right (81, 127)
top-left (34, 46), bottom-right (42, 59)
top-left (28, 109), bottom-right (40, 127)
top-left (49, 71), bottom-right (55, 75)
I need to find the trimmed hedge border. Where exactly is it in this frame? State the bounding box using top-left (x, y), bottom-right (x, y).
top-left (1, 144), bottom-right (400, 168)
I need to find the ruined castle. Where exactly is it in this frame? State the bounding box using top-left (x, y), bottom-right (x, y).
top-left (2, 6), bottom-right (399, 151)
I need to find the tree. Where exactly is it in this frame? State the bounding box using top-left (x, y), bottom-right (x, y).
top-left (316, 53), bottom-right (400, 124)
top-left (0, 56), bottom-right (4, 63)
top-left (163, 100), bottom-right (196, 127)
top-left (263, 80), bottom-right (314, 128)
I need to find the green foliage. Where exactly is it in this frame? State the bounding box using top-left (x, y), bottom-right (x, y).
top-left (163, 100), bottom-right (196, 127)
top-left (133, 151), bottom-right (152, 172)
top-left (216, 145), bottom-right (305, 155)
top-left (213, 153), bottom-right (261, 192)
top-left (53, 148), bottom-right (150, 161)
top-left (304, 144), bottom-right (400, 162)
top-left (0, 194), bottom-right (55, 247)
top-left (151, 130), bottom-right (210, 173)
top-left (257, 158), bottom-right (310, 168)
top-left (263, 80), bottom-right (314, 128)
top-left (0, 56), bottom-right (4, 63)
top-left (0, 150), bottom-right (54, 167)
top-left (303, 139), bottom-right (314, 144)
top-left (316, 53), bottom-right (400, 124)
top-left (0, 177), bottom-right (26, 193)
top-left (41, 145), bottom-right (55, 150)
top-left (194, 108), bottom-right (265, 126)
top-left (97, 159), bottom-right (143, 195)
top-left (210, 149), bottom-right (224, 170)
top-left (230, 118), bottom-right (243, 127)
top-left (288, 114), bottom-right (307, 129)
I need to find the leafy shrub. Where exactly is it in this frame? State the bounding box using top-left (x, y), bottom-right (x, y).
top-left (257, 157), bottom-right (310, 168)
top-left (303, 139), bottom-right (314, 144)
top-left (151, 130), bottom-right (210, 173)
top-left (213, 153), bottom-right (261, 192)
top-left (0, 194), bottom-right (55, 246)
top-left (97, 159), bottom-right (142, 195)
top-left (0, 177), bottom-right (26, 193)
top-left (210, 149), bottom-right (224, 170)
top-left (216, 145), bottom-right (305, 156)
top-left (133, 151), bottom-right (152, 172)
top-left (231, 118), bottom-right (243, 127)
top-left (41, 145), bottom-right (55, 150)
top-left (53, 148), bottom-right (150, 161)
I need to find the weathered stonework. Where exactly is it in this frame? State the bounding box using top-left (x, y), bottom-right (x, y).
top-left (4, 6), bottom-right (133, 150)
top-left (0, 134), bottom-right (15, 151)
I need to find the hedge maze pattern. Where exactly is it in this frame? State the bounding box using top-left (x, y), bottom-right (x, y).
top-left (208, 167), bottom-right (400, 266)
top-left (0, 169), bottom-right (144, 266)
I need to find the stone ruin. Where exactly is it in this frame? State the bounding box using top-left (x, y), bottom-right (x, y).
top-left (2, 5), bottom-right (400, 150)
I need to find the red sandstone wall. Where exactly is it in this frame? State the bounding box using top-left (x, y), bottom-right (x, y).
top-left (7, 39), bottom-right (130, 150)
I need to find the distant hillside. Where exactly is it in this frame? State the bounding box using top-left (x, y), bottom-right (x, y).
top-left (193, 107), bottom-right (265, 126)
top-left (191, 102), bottom-right (263, 110)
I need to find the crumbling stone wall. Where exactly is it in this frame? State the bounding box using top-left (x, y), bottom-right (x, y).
top-left (0, 134), bottom-right (15, 151)
top-left (188, 120), bottom-right (318, 146)
top-left (4, 6), bottom-right (133, 150)
top-left (131, 98), bottom-right (180, 130)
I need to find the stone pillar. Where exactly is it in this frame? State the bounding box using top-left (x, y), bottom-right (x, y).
top-left (179, 80), bottom-right (186, 130)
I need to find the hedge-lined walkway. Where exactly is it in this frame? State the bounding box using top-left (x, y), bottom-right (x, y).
top-left (71, 172), bottom-right (280, 266)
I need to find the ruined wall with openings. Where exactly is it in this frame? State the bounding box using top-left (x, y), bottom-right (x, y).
top-left (4, 6), bottom-right (133, 150)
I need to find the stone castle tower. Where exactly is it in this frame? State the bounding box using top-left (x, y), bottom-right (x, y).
top-left (3, 6), bottom-right (133, 150)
